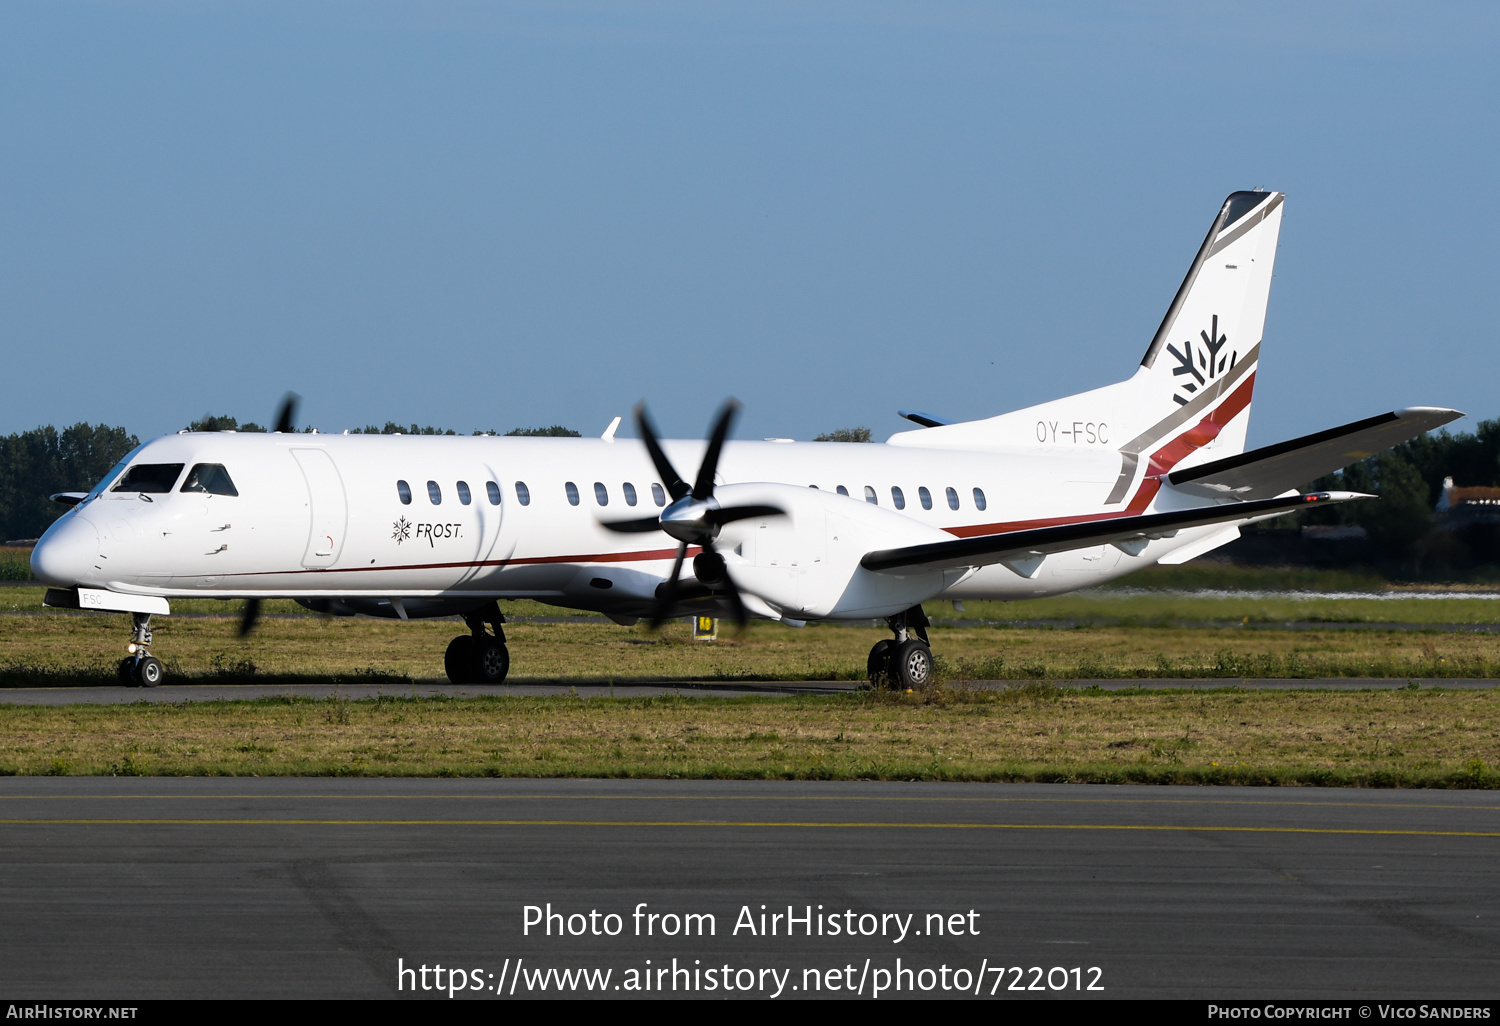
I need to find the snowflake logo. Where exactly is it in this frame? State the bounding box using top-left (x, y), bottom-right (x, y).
top-left (392, 516), bottom-right (411, 544)
top-left (1166, 314), bottom-right (1236, 406)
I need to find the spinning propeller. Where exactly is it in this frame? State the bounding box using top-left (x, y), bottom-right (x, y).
top-left (239, 392), bottom-right (300, 637)
top-left (601, 399), bottom-right (782, 630)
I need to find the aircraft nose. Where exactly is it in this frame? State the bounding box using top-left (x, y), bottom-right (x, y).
top-left (31, 514), bottom-right (100, 588)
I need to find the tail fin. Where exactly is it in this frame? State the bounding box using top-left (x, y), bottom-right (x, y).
top-left (1136, 189), bottom-right (1283, 426)
top-left (889, 190), bottom-right (1285, 503)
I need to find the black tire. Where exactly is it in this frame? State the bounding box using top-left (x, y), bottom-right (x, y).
top-left (470, 637), bottom-right (510, 685)
top-left (118, 657), bottom-right (138, 687)
top-left (137, 656), bottom-right (163, 687)
top-left (891, 640), bottom-right (933, 690)
top-left (866, 639), bottom-right (894, 688)
top-left (444, 636), bottom-right (474, 684)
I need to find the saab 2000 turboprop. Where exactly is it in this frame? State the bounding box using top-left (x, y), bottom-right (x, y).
top-left (32, 190), bottom-right (1460, 689)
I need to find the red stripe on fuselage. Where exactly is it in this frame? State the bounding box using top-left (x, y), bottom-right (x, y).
top-left (178, 376), bottom-right (1255, 582)
top-left (943, 371), bottom-right (1256, 538)
top-left (214, 545), bottom-right (694, 580)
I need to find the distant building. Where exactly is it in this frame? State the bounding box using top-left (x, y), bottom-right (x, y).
top-left (1432, 477), bottom-right (1500, 566)
top-left (1436, 477), bottom-right (1500, 519)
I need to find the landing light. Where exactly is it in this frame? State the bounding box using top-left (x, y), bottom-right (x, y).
top-left (126, 643), bottom-right (138, 654)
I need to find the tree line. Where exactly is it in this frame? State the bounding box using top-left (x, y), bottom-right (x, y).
top-left (1282, 418), bottom-right (1500, 571)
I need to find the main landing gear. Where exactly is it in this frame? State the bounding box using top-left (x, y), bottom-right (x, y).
top-left (866, 605), bottom-right (933, 690)
top-left (445, 602), bottom-right (510, 685)
top-left (117, 612), bottom-right (164, 687)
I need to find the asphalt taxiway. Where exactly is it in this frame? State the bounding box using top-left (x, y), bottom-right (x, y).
top-left (0, 779), bottom-right (1495, 999)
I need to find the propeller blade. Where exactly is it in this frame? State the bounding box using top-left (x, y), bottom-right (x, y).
top-left (694, 541), bottom-right (748, 633)
top-left (273, 392), bottom-right (301, 434)
top-left (648, 542), bottom-right (689, 630)
top-left (718, 572), bottom-right (749, 634)
top-left (692, 399), bottom-right (741, 501)
top-left (633, 402), bottom-right (690, 501)
top-left (704, 504), bottom-right (784, 527)
top-left (238, 598), bottom-right (262, 637)
top-left (690, 543), bottom-right (748, 633)
top-left (598, 516), bottom-right (664, 534)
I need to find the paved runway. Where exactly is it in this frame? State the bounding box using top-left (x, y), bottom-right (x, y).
top-left (0, 779), bottom-right (1495, 999)
top-left (3, 677), bottom-right (1499, 704)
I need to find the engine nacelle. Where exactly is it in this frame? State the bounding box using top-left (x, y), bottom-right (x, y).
top-left (710, 482), bottom-right (970, 621)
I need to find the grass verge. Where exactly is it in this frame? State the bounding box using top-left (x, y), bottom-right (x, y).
top-left (5, 613), bottom-right (1500, 684)
top-left (1, 687), bottom-right (1496, 786)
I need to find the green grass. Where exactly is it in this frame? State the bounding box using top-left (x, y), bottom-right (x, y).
top-left (0, 547), bottom-right (33, 582)
top-left (933, 593), bottom-right (1500, 626)
top-left (5, 608), bottom-right (1500, 685)
top-left (1092, 562), bottom-right (1397, 592)
top-left (1, 688), bottom-right (1496, 786)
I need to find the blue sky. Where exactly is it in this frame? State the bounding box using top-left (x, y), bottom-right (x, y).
top-left (2, 2), bottom-right (1497, 445)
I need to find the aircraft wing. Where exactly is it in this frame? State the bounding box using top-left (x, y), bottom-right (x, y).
top-left (860, 491), bottom-right (1366, 574)
top-left (1167, 407), bottom-right (1462, 500)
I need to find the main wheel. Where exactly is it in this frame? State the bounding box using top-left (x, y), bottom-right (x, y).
top-left (118, 657), bottom-right (138, 687)
top-left (137, 656), bottom-right (163, 687)
top-left (444, 636), bottom-right (474, 684)
top-left (891, 639), bottom-right (933, 690)
top-left (470, 637), bottom-right (510, 685)
top-left (866, 639), bottom-right (894, 688)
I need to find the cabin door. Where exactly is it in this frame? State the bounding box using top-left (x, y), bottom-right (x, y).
top-left (290, 448), bottom-right (348, 569)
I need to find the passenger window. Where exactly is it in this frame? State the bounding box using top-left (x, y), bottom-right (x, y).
top-left (946, 486), bottom-right (960, 511)
top-left (565, 482), bottom-right (580, 506)
top-left (623, 482), bottom-right (637, 506)
top-left (397, 480), bottom-right (412, 505)
top-left (112, 463), bottom-right (185, 494)
top-left (973, 487), bottom-right (987, 511)
top-left (456, 481), bottom-right (472, 505)
top-left (651, 483), bottom-right (666, 507)
top-left (515, 481), bottom-right (531, 506)
top-left (594, 482), bottom-right (609, 506)
top-left (180, 464), bottom-right (238, 496)
top-left (836, 485), bottom-right (849, 497)
top-left (891, 486), bottom-right (906, 510)
top-left (918, 486), bottom-right (932, 510)
top-left (486, 481), bottom-right (501, 505)
top-left (863, 485), bottom-right (877, 505)
top-left (427, 480), bottom-right (442, 505)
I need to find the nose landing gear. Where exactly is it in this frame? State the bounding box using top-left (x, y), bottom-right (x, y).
top-left (117, 613), bottom-right (164, 687)
top-left (866, 605), bottom-right (933, 690)
top-left (444, 602), bottom-right (510, 685)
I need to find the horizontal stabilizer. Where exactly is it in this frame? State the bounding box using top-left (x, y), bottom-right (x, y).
top-left (1168, 407), bottom-right (1462, 500)
top-left (897, 411), bottom-right (953, 428)
top-left (861, 491), bottom-right (1368, 574)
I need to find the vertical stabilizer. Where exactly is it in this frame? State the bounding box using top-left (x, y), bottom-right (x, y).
top-left (889, 190), bottom-right (1285, 509)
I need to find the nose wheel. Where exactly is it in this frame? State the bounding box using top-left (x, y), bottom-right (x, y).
top-left (118, 613), bottom-right (163, 687)
top-left (445, 602), bottom-right (510, 685)
top-left (866, 605), bottom-right (932, 690)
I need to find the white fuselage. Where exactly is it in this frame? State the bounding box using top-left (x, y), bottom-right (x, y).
top-left (33, 190), bottom-right (1297, 626)
top-left (31, 430), bottom-right (1220, 622)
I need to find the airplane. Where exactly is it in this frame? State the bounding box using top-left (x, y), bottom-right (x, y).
top-left (31, 189), bottom-right (1460, 689)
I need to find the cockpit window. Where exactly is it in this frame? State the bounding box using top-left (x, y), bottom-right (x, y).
top-left (112, 463), bottom-right (185, 494)
top-left (180, 464), bottom-right (239, 496)
top-left (86, 445), bottom-right (145, 502)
